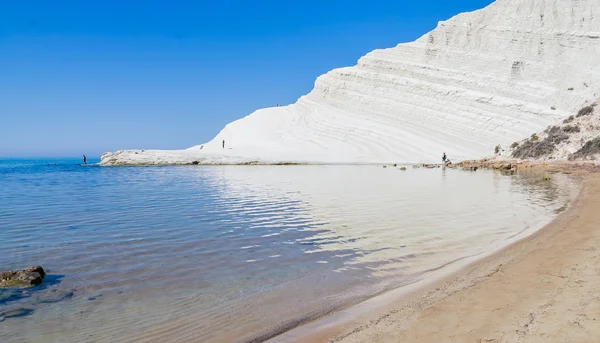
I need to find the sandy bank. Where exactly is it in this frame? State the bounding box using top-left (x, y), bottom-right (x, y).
top-left (285, 170), bottom-right (600, 343)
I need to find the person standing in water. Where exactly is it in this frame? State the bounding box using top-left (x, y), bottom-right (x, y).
top-left (442, 152), bottom-right (450, 164)
top-left (83, 155), bottom-right (87, 165)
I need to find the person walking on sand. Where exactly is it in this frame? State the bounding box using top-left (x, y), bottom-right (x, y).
top-left (222, 140), bottom-right (225, 149)
top-left (83, 155), bottom-right (87, 165)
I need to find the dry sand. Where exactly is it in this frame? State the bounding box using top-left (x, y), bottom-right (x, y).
top-left (290, 172), bottom-right (600, 343)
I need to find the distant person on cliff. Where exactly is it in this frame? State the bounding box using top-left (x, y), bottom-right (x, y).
top-left (222, 140), bottom-right (225, 149)
top-left (83, 155), bottom-right (87, 165)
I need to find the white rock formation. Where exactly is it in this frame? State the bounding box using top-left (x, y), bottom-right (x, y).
top-left (101, 0), bottom-right (600, 166)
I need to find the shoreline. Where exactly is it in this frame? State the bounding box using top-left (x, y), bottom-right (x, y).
top-left (96, 160), bottom-right (443, 167)
top-left (269, 165), bottom-right (600, 343)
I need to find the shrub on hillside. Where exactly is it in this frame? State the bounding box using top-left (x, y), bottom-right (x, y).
top-left (531, 133), bottom-right (539, 141)
top-left (512, 127), bottom-right (568, 159)
top-left (562, 125), bottom-right (580, 134)
top-left (511, 142), bottom-right (519, 148)
top-left (494, 145), bottom-right (501, 154)
top-left (569, 137), bottom-right (600, 160)
top-left (512, 139), bottom-right (555, 159)
top-left (546, 126), bottom-right (569, 144)
top-left (576, 105), bottom-right (594, 117)
top-left (563, 115), bottom-right (574, 124)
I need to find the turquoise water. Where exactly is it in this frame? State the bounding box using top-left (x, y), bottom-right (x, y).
top-left (0, 159), bottom-right (577, 343)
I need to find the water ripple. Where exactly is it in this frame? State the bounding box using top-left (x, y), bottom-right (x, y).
top-left (0, 160), bottom-right (578, 343)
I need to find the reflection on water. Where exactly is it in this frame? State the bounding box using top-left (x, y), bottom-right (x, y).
top-left (0, 161), bottom-right (578, 343)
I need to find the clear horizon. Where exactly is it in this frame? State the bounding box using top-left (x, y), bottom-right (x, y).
top-left (1, 0), bottom-right (494, 158)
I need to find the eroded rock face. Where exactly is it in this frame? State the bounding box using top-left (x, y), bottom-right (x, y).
top-left (0, 266), bottom-right (46, 288)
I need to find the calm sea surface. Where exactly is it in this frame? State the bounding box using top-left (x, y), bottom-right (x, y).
top-left (0, 159), bottom-right (578, 342)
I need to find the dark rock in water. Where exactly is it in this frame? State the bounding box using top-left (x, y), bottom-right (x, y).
top-left (383, 166), bottom-right (387, 168)
top-left (24, 266), bottom-right (45, 279)
top-left (0, 266), bottom-right (46, 288)
top-left (191, 161), bottom-right (199, 165)
top-left (399, 167), bottom-right (407, 171)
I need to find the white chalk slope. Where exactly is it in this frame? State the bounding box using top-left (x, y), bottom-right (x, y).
top-left (101, 0), bottom-right (600, 165)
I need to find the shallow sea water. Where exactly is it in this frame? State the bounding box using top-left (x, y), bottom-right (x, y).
top-left (0, 159), bottom-right (578, 342)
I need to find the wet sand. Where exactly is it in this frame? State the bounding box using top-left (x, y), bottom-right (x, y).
top-left (289, 171), bottom-right (600, 343)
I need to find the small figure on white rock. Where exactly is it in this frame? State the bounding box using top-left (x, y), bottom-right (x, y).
top-left (222, 140), bottom-right (225, 149)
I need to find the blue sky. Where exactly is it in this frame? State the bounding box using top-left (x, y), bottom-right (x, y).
top-left (1, 0), bottom-right (493, 157)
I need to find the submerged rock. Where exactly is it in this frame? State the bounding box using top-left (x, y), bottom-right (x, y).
top-left (0, 307), bottom-right (35, 321)
top-left (0, 266), bottom-right (45, 288)
top-left (36, 288), bottom-right (76, 303)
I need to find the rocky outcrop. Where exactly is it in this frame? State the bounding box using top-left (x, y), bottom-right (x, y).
top-left (0, 266), bottom-right (46, 288)
top-left (499, 100), bottom-right (600, 161)
top-left (452, 158), bottom-right (600, 174)
top-left (452, 159), bottom-right (521, 174)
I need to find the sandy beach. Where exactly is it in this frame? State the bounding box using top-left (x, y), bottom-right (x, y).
top-left (288, 170), bottom-right (600, 343)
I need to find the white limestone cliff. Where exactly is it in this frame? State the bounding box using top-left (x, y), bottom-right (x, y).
top-left (101, 0), bottom-right (600, 166)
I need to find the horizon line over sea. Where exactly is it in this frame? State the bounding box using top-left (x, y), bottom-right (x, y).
top-left (0, 156), bottom-right (458, 167)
